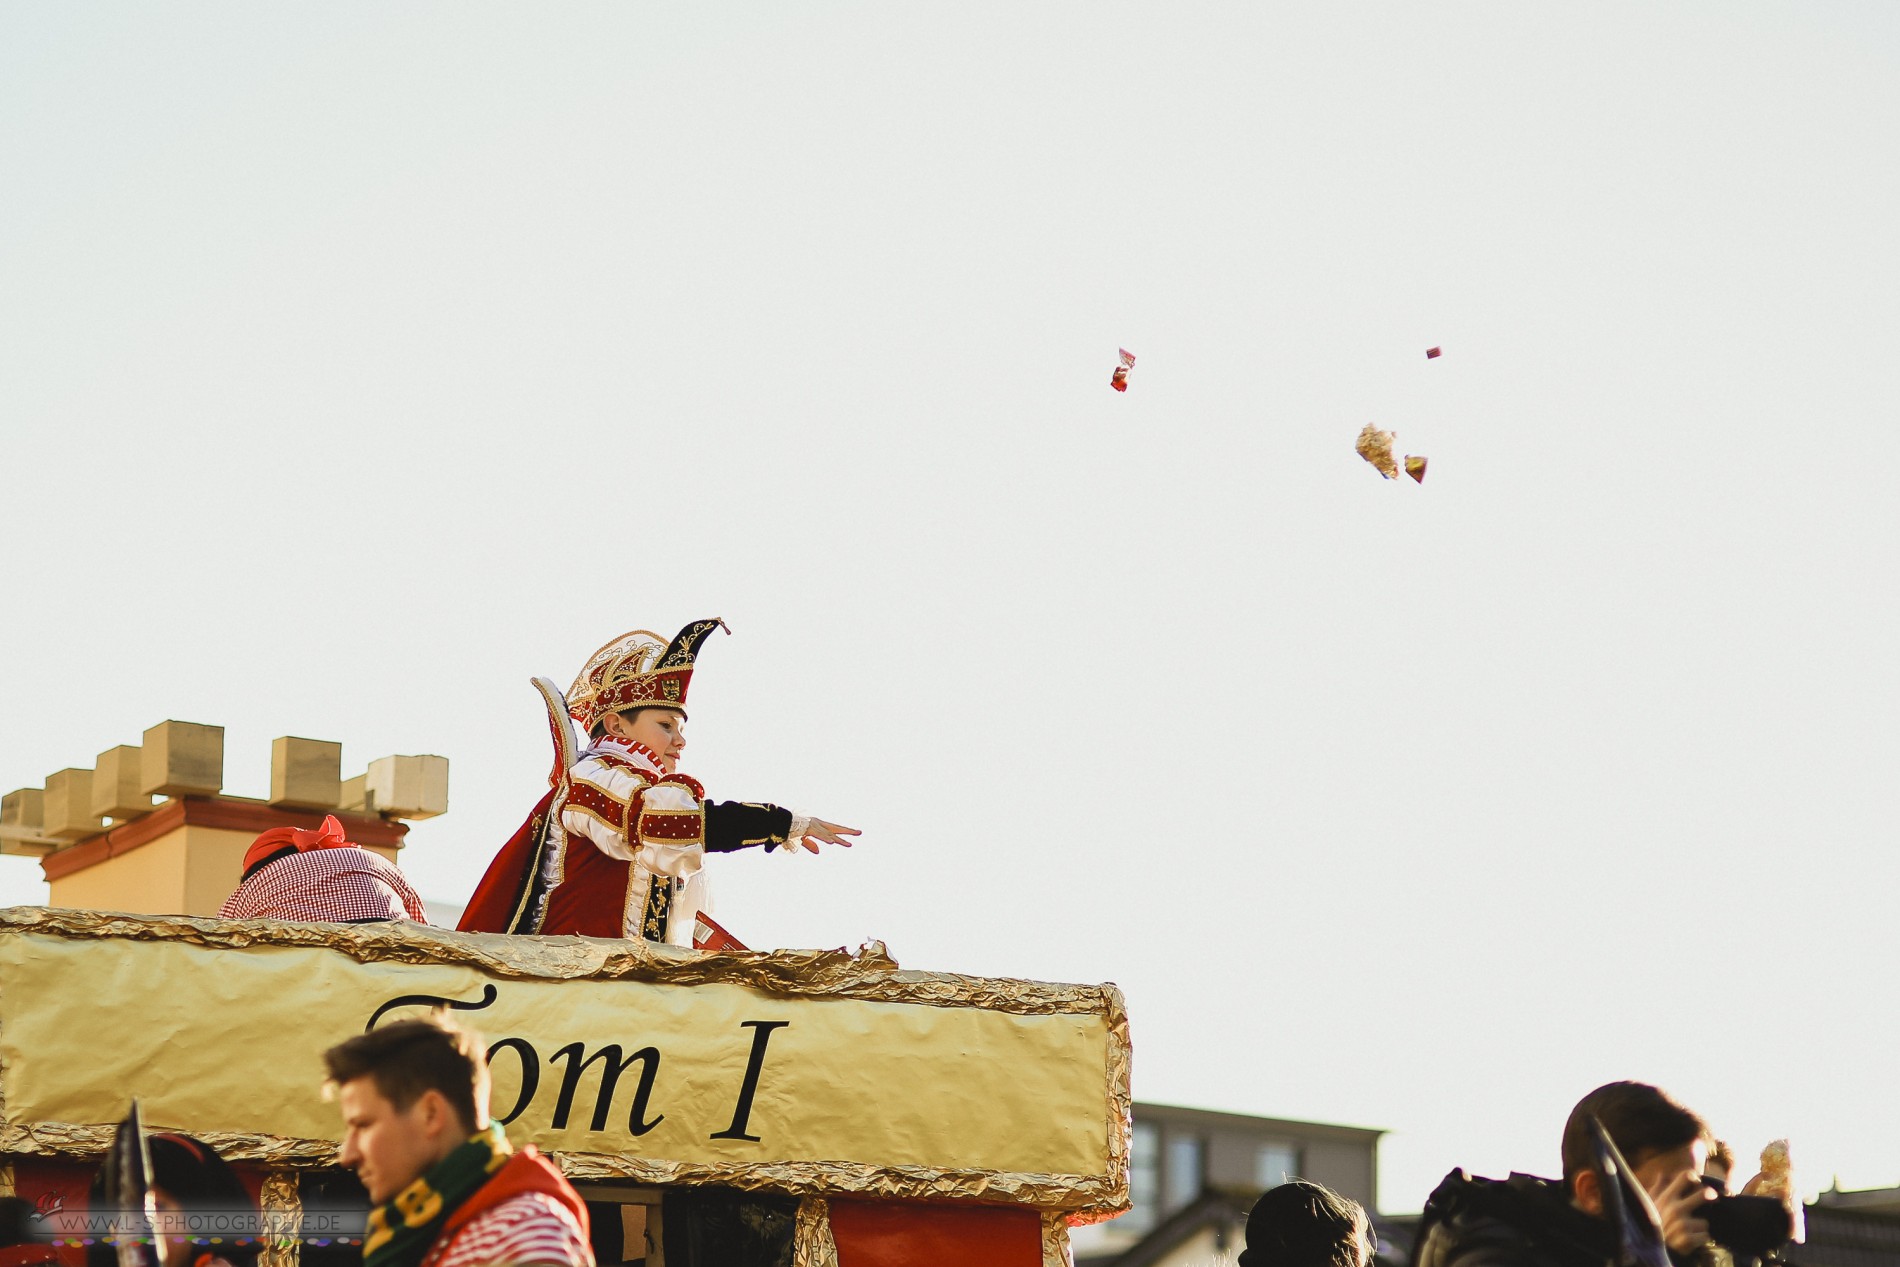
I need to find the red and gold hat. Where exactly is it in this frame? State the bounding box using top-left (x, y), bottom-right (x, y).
top-left (567, 618), bottom-right (729, 733)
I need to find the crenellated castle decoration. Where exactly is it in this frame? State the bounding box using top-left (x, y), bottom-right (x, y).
top-left (0, 720), bottom-right (446, 917)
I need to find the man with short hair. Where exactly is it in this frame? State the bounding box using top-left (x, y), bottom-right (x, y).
top-left (1412, 1081), bottom-right (1718, 1267)
top-left (324, 1018), bottom-right (592, 1267)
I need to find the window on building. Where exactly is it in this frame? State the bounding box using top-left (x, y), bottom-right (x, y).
top-left (1124, 1120), bottom-right (1162, 1233)
top-left (1164, 1134), bottom-right (1205, 1214)
top-left (1256, 1140), bottom-right (1302, 1190)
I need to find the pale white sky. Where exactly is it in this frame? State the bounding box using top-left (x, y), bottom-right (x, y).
top-left (4, 2), bottom-right (1898, 1215)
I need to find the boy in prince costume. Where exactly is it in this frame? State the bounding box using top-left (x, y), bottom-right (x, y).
top-left (459, 619), bottom-right (857, 944)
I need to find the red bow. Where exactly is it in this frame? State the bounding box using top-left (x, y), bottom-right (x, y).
top-left (242, 813), bottom-right (350, 873)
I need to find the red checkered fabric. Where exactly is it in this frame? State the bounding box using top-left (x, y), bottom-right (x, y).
top-left (428, 1192), bottom-right (593, 1267)
top-left (219, 846), bottom-right (429, 924)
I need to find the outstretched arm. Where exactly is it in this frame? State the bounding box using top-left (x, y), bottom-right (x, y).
top-left (704, 802), bottom-right (860, 854)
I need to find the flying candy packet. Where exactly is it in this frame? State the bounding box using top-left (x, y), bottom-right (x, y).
top-left (1355, 424), bottom-right (1427, 484)
top-left (1110, 348), bottom-right (1135, 392)
top-left (1355, 423), bottom-right (1402, 479)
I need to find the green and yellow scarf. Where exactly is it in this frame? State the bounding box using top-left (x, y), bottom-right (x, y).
top-left (363, 1124), bottom-right (512, 1267)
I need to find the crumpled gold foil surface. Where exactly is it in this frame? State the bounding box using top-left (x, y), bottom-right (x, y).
top-left (794, 1196), bottom-right (839, 1267)
top-left (1042, 1210), bottom-right (1075, 1266)
top-left (0, 907), bottom-right (1117, 1017)
top-left (258, 1169), bottom-right (302, 1267)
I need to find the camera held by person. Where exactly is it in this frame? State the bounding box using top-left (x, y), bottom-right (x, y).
top-left (1412, 1082), bottom-right (1797, 1267)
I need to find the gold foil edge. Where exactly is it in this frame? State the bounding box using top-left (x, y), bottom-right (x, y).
top-left (258, 1169), bottom-right (301, 1267)
top-left (794, 1195), bottom-right (838, 1267)
top-left (0, 1123), bottom-right (1123, 1213)
top-left (1042, 1210), bottom-right (1075, 1267)
top-left (1097, 988), bottom-right (1133, 1220)
top-left (0, 908), bottom-right (1119, 1019)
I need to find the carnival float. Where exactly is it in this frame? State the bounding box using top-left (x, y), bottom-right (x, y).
top-left (0, 718), bottom-right (1130, 1266)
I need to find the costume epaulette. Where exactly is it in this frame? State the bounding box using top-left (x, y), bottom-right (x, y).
top-left (564, 781), bottom-right (629, 829)
top-left (654, 771), bottom-right (706, 799)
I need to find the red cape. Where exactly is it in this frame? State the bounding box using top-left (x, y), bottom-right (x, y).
top-left (457, 789), bottom-right (556, 935)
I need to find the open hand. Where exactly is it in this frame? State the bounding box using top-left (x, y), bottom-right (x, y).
top-left (1652, 1171), bottom-right (1713, 1255)
top-left (792, 818), bottom-right (860, 854)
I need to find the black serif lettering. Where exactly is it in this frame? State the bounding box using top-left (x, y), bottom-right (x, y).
top-left (548, 1042), bottom-right (665, 1135)
top-left (486, 1037), bottom-right (541, 1125)
top-left (709, 1021), bottom-right (788, 1142)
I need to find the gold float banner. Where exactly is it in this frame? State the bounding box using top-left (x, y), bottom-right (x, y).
top-left (0, 910), bottom-right (1129, 1213)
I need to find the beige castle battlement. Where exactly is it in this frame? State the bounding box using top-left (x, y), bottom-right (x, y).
top-left (0, 720), bottom-right (447, 918)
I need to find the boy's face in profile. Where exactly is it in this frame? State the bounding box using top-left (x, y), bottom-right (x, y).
top-left (604, 707), bottom-right (688, 771)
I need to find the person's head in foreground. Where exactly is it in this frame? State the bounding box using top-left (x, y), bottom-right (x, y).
top-left (326, 1017), bottom-right (594, 1267)
top-left (1239, 1179), bottom-right (1375, 1267)
top-left (324, 1018), bottom-right (490, 1205)
top-left (87, 1133), bottom-right (261, 1267)
top-left (1563, 1081), bottom-right (1710, 1218)
top-left (1562, 1079), bottom-right (1731, 1261)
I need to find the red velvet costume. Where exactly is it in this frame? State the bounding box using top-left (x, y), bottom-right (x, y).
top-left (460, 620), bottom-right (801, 944)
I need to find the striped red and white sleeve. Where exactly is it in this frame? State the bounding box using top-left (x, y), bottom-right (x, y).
top-left (430, 1193), bottom-right (593, 1267)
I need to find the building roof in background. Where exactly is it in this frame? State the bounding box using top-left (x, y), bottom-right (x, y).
top-left (1135, 1101), bottom-right (1385, 1142)
top-left (1077, 1187), bottom-right (1418, 1267)
top-left (1791, 1200), bottom-right (1900, 1267)
top-left (1076, 1188), bottom-right (1251, 1267)
top-left (1817, 1188), bottom-right (1900, 1217)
